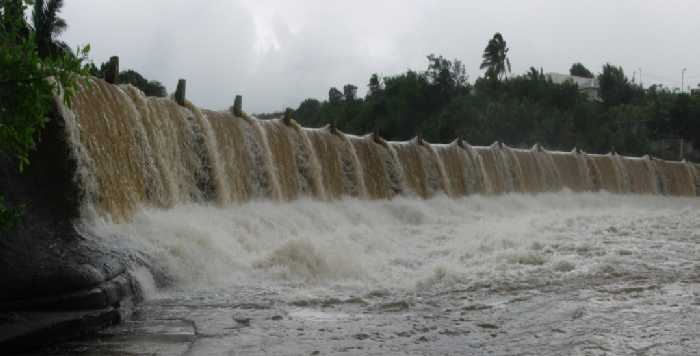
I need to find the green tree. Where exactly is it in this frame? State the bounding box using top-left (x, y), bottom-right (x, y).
top-left (1, 0), bottom-right (90, 229)
top-left (31, 0), bottom-right (69, 58)
top-left (368, 73), bottom-right (382, 96)
top-left (328, 87), bottom-right (343, 104)
top-left (426, 54), bottom-right (467, 96)
top-left (88, 63), bottom-right (166, 97)
top-left (343, 84), bottom-right (357, 102)
top-left (2, 0), bottom-right (29, 38)
top-left (118, 69), bottom-right (167, 97)
top-left (294, 98), bottom-right (322, 127)
top-left (480, 33), bottom-right (511, 81)
top-left (569, 62), bottom-right (594, 78)
top-left (598, 63), bottom-right (633, 107)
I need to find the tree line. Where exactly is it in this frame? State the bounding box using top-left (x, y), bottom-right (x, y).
top-left (288, 33), bottom-right (700, 160)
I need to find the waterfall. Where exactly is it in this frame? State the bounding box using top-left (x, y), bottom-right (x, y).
top-left (549, 150), bottom-right (592, 192)
top-left (619, 156), bottom-right (658, 195)
top-left (60, 78), bottom-right (700, 222)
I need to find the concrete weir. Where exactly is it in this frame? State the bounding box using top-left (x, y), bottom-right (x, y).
top-left (1, 76), bottom-right (699, 353)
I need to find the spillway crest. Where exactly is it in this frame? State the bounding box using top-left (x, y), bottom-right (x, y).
top-left (61, 78), bottom-right (699, 221)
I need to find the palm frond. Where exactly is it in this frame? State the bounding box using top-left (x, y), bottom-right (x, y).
top-left (31, 0), bottom-right (45, 32)
top-left (53, 17), bottom-right (66, 35)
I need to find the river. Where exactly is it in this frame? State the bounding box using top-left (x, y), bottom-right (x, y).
top-left (36, 192), bottom-right (700, 355)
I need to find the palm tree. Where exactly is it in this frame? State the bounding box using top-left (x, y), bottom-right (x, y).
top-left (32, 0), bottom-right (69, 58)
top-left (480, 33), bottom-right (511, 81)
top-left (1, 0), bottom-right (30, 39)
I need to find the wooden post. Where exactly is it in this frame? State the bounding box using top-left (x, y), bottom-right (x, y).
top-left (282, 108), bottom-right (293, 125)
top-left (175, 79), bottom-right (186, 106)
top-left (105, 56), bottom-right (119, 84)
top-left (233, 95), bottom-right (243, 116)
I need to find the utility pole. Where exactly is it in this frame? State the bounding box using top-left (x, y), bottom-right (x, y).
top-left (682, 68), bottom-right (687, 93)
top-left (639, 68), bottom-right (643, 88)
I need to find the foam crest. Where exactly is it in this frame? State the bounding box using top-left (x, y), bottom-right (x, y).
top-left (86, 193), bottom-right (700, 291)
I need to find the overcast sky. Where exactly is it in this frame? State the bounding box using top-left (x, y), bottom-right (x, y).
top-left (61, 0), bottom-right (700, 113)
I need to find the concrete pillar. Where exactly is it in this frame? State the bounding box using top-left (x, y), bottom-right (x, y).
top-left (233, 95), bottom-right (243, 116)
top-left (175, 79), bottom-right (186, 106)
top-left (329, 122), bottom-right (339, 135)
top-left (372, 131), bottom-right (384, 145)
top-left (105, 56), bottom-right (119, 84)
top-left (457, 139), bottom-right (467, 149)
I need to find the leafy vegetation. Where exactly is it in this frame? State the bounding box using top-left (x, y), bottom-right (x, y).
top-left (569, 63), bottom-right (594, 78)
top-left (0, 0), bottom-right (90, 229)
top-left (289, 33), bottom-right (700, 161)
top-left (480, 33), bottom-right (511, 82)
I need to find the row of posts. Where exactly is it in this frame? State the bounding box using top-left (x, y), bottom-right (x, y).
top-left (99, 57), bottom-right (573, 148)
top-left (103, 56), bottom-right (244, 116)
top-left (100, 62), bottom-right (567, 151)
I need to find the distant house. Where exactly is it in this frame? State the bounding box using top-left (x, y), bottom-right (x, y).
top-left (546, 73), bottom-right (601, 101)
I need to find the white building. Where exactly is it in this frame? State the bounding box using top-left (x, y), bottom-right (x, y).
top-left (546, 73), bottom-right (601, 101)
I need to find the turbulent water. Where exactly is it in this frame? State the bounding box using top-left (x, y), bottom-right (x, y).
top-left (41, 79), bottom-right (700, 355)
top-left (48, 193), bottom-right (700, 355)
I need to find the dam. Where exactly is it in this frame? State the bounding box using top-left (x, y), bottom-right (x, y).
top-left (64, 78), bottom-right (698, 222)
top-left (7, 78), bottom-right (700, 355)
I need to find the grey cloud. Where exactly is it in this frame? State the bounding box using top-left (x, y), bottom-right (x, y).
top-left (62, 0), bottom-right (700, 113)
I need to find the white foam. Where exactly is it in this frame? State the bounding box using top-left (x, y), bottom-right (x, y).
top-left (86, 192), bottom-right (700, 293)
